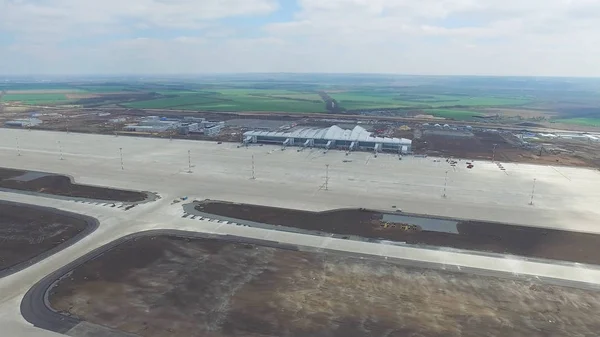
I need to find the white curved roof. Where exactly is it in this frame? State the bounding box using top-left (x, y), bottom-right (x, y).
top-left (244, 125), bottom-right (411, 145)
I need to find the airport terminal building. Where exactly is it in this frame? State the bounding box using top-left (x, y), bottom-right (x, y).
top-left (243, 125), bottom-right (412, 153)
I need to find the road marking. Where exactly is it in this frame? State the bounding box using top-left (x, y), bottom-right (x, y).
top-left (551, 166), bottom-right (571, 181)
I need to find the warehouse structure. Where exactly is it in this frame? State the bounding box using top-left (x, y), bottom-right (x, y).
top-left (124, 116), bottom-right (224, 136)
top-left (243, 125), bottom-right (412, 153)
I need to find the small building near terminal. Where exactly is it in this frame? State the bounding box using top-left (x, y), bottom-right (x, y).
top-left (181, 121), bottom-right (224, 136)
top-left (5, 118), bottom-right (43, 128)
top-left (243, 125), bottom-right (412, 153)
top-left (123, 116), bottom-right (224, 136)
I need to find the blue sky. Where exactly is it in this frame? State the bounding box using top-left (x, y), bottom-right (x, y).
top-left (1, 0), bottom-right (599, 76)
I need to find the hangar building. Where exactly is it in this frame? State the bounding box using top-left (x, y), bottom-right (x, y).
top-left (243, 125), bottom-right (412, 153)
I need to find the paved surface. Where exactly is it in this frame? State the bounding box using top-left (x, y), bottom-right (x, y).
top-left (2, 129), bottom-right (600, 336)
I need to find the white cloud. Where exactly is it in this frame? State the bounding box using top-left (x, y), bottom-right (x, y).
top-left (0, 0), bottom-right (279, 38)
top-left (260, 0), bottom-right (600, 76)
top-left (1, 0), bottom-right (600, 76)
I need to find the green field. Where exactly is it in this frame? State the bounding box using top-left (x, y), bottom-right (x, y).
top-left (0, 83), bottom-right (78, 91)
top-left (329, 91), bottom-right (530, 111)
top-left (269, 93), bottom-right (322, 101)
top-left (3, 75), bottom-right (599, 125)
top-left (76, 85), bottom-right (141, 92)
top-left (1, 93), bottom-right (72, 105)
top-left (553, 118), bottom-right (600, 127)
top-left (124, 93), bottom-right (223, 109)
top-left (328, 91), bottom-right (421, 109)
top-left (124, 90), bottom-right (327, 112)
top-left (0, 87), bottom-right (534, 113)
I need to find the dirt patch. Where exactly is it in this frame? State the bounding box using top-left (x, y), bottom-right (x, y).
top-left (414, 114), bottom-right (445, 119)
top-left (65, 93), bottom-right (101, 100)
top-left (483, 108), bottom-right (553, 119)
top-left (48, 234), bottom-right (600, 337)
top-left (417, 130), bottom-right (513, 160)
top-left (415, 130), bottom-right (593, 166)
top-left (0, 202), bottom-right (89, 273)
top-left (196, 201), bottom-right (600, 265)
top-left (1, 106), bottom-right (32, 113)
top-left (512, 151), bottom-right (590, 167)
top-left (0, 167), bottom-right (147, 202)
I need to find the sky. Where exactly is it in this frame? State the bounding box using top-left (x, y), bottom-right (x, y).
top-left (1, 0), bottom-right (599, 76)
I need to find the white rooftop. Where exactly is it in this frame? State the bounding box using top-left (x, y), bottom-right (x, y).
top-left (244, 125), bottom-right (411, 145)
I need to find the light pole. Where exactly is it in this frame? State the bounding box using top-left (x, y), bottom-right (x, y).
top-left (119, 147), bottom-right (124, 170)
top-left (58, 141), bottom-right (64, 160)
top-left (188, 150), bottom-right (192, 173)
top-left (16, 137), bottom-right (21, 156)
top-left (325, 164), bottom-right (329, 191)
top-left (251, 154), bottom-right (256, 180)
top-left (529, 178), bottom-right (537, 205)
top-left (492, 144), bottom-right (498, 162)
top-left (443, 170), bottom-right (448, 198)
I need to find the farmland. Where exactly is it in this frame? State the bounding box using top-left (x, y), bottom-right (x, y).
top-left (1, 75), bottom-right (600, 125)
top-left (0, 79), bottom-right (535, 114)
top-left (553, 118), bottom-right (600, 127)
top-left (329, 91), bottom-right (531, 111)
top-left (1, 93), bottom-right (73, 105)
top-left (123, 90), bottom-right (327, 112)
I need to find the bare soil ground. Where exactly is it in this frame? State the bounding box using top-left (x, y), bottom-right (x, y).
top-left (196, 201), bottom-right (600, 265)
top-left (0, 202), bottom-right (88, 272)
top-left (49, 235), bottom-right (600, 337)
top-left (482, 108), bottom-right (552, 119)
top-left (0, 167), bottom-right (147, 202)
top-left (545, 138), bottom-right (600, 168)
top-left (415, 131), bottom-right (592, 166)
top-left (64, 93), bottom-right (101, 100)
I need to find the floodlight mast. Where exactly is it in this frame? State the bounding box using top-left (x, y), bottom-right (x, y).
top-left (16, 137), bottom-right (21, 156)
top-left (443, 170), bottom-right (448, 198)
top-left (58, 141), bottom-right (64, 160)
top-left (529, 178), bottom-right (537, 205)
top-left (325, 164), bottom-right (329, 191)
top-left (119, 147), bottom-right (124, 170)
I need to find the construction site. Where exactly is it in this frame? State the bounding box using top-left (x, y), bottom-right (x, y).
top-left (2, 107), bottom-right (600, 166)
